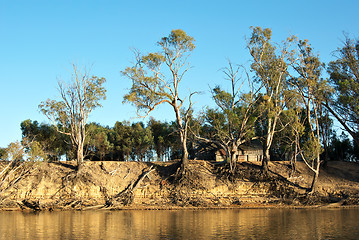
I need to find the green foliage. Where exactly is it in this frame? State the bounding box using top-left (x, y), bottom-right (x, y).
top-left (109, 121), bottom-right (155, 161)
top-left (147, 118), bottom-right (176, 161)
top-left (85, 123), bottom-right (113, 161)
top-left (111, 121), bottom-right (134, 161)
top-left (18, 119), bottom-right (178, 162)
top-left (122, 29), bottom-right (195, 117)
top-left (249, 26), bottom-right (294, 94)
top-left (159, 29), bottom-right (195, 51)
top-left (25, 140), bottom-right (48, 161)
top-left (293, 40), bottom-right (330, 101)
top-left (131, 122), bottom-right (154, 161)
top-left (301, 136), bottom-right (323, 163)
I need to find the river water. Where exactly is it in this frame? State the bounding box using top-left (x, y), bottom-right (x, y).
top-left (0, 208), bottom-right (358, 239)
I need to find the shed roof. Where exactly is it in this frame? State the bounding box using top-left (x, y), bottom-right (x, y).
top-left (238, 141), bottom-right (262, 152)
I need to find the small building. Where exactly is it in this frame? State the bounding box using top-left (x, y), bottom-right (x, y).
top-left (236, 142), bottom-right (263, 162)
top-left (194, 141), bottom-right (263, 162)
top-left (194, 142), bottom-right (225, 162)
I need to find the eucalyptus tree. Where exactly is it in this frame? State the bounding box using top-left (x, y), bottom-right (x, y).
top-left (39, 64), bottom-right (106, 167)
top-left (326, 35), bottom-right (359, 148)
top-left (290, 39), bottom-right (331, 193)
top-left (122, 29), bottom-right (196, 171)
top-left (194, 61), bottom-right (260, 173)
top-left (247, 27), bottom-right (296, 174)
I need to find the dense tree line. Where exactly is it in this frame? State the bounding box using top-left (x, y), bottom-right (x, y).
top-left (1, 27), bottom-right (358, 191)
top-left (17, 118), bottom-right (186, 162)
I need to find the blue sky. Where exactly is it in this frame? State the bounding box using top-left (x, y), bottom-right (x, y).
top-left (0, 0), bottom-right (358, 148)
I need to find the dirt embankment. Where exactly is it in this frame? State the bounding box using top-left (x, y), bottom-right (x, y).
top-left (0, 160), bottom-right (358, 211)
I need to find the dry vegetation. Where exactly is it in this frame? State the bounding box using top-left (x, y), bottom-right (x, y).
top-left (0, 160), bottom-right (358, 211)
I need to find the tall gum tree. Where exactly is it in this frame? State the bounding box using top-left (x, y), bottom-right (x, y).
top-left (39, 64), bottom-right (106, 168)
top-left (247, 27), bottom-right (296, 174)
top-left (290, 39), bottom-right (331, 193)
top-left (122, 29), bottom-right (196, 170)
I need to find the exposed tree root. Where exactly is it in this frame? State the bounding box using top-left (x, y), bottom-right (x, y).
top-left (106, 166), bottom-right (155, 207)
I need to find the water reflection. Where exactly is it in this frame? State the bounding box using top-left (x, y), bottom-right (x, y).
top-left (0, 208), bottom-right (358, 239)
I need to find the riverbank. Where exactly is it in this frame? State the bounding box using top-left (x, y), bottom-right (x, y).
top-left (0, 160), bottom-right (358, 211)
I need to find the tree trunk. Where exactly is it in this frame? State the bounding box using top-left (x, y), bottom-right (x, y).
top-left (173, 103), bottom-right (188, 168)
top-left (230, 151), bottom-right (237, 174)
top-left (262, 117), bottom-right (273, 175)
top-left (182, 147), bottom-right (189, 163)
top-left (308, 169), bottom-right (319, 193)
top-left (308, 156), bottom-right (320, 193)
top-left (262, 147), bottom-right (270, 174)
top-left (229, 143), bottom-right (238, 174)
top-left (76, 142), bottom-right (84, 169)
top-left (180, 130), bottom-right (189, 168)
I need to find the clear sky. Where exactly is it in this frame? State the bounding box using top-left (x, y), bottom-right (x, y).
top-left (0, 0), bottom-right (358, 148)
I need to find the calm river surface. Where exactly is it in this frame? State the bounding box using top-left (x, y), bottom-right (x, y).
top-left (0, 208), bottom-right (358, 239)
